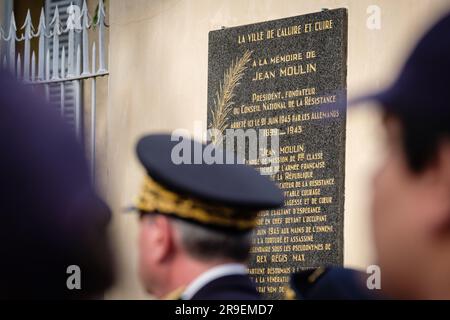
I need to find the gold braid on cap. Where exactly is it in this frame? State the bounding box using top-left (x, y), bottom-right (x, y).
top-left (135, 176), bottom-right (258, 230)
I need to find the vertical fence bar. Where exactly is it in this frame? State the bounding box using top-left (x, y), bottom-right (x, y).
top-left (31, 51), bottom-right (36, 82)
top-left (81, 0), bottom-right (90, 75)
top-left (45, 48), bottom-right (50, 102)
top-left (16, 53), bottom-right (21, 79)
top-left (60, 46), bottom-right (65, 117)
top-left (74, 44), bottom-right (82, 141)
top-left (8, 12), bottom-right (16, 74)
top-left (91, 42), bottom-right (97, 183)
top-left (51, 6), bottom-right (60, 80)
top-left (67, 5), bottom-right (74, 77)
top-left (37, 8), bottom-right (46, 80)
top-left (22, 10), bottom-right (33, 82)
top-left (30, 51), bottom-right (36, 92)
top-left (97, 0), bottom-right (106, 73)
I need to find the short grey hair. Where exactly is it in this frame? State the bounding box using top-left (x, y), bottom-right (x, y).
top-left (170, 218), bottom-right (253, 263)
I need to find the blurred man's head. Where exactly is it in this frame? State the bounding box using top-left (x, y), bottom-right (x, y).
top-left (138, 213), bottom-right (252, 297)
top-left (368, 12), bottom-right (450, 299)
top-left (0, 72), bottom-right (114, 299)
top-left (373, 113), bottom-right (450, 299)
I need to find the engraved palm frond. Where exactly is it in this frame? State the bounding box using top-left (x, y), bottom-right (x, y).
top-left (209, 50), bottom-right (253, 143)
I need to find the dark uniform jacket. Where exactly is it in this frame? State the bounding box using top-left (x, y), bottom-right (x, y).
top-left (288, 267), bottom-right (385, 300)
top-left (190, 274), bottom-right (260, 300)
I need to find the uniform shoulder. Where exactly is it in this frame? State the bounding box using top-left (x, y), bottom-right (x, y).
top-left (287, 266), bottom-right (384, 300)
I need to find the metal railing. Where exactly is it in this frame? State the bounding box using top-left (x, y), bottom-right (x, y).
top-left (0, 0), bottom-right (109, 182)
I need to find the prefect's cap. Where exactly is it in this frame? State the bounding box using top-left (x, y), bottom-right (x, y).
top-left (131, 134), bottom-right (284, 231)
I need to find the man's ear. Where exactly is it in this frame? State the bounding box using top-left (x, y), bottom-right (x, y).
top-left (152, 215), bottom-right (176, 262)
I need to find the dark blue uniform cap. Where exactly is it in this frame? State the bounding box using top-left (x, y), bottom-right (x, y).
top-left (133, 134), bottom-right (284, 231)
top-left (355, 12), bottom-right (450, 118)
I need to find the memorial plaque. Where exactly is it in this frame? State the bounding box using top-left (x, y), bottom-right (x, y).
top-left (207, 9), bottom-right (347, 299)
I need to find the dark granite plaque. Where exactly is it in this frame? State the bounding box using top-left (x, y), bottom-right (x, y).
top-left (207, 9), bottom-right (347, 299)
